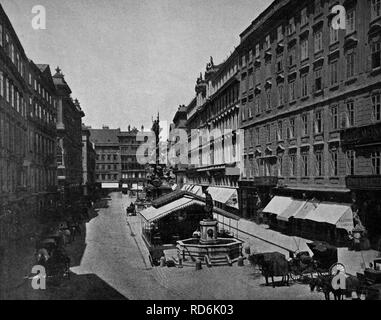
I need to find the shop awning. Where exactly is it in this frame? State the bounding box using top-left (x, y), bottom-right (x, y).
top-left (186, 185), bottom-right (204, 197)
top-left (208, 187), bottom-right (238, 208)
top-left (277, 200), bottom-right (306, 222)
top-left (304, 203), bottom-right (354, 231)
top-left (293, 201), bottom-right (317, 220)
top-left (140, 197), bottom-right (204, 222)
top-left (262, 196), bottom-right (293, 216)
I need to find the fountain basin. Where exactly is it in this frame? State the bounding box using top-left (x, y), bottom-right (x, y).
top-left (177, 237), bottom-right (243, 266)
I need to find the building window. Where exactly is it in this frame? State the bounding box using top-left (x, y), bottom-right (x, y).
top-left (255, 98), bottom-right (261, 115)
top-left (0, 24), bottom-right (2, 47)
top-left (330, 26), bottom-right (339, 44)
top-left (289, 154), bottom-right (297, 176)
top-left (289, 80), bottom-right (296, 101)
top-left (314, 69), bottom-right (323, 92)
top-left (330, 60), bottom-right (338, 86)
top-left (278, 156), bottom-right (283, 177)
top-left (277, 84), bottom-right (284, 106)
top-left (266, 89), bottom-right (271, 110)
top-left (301, 73), bottom-right (308, 97)
top-left (288, 18), bottom-right (296, 35)
top-left (277, 25), bottom-right (283, 42)
top-left (276, 57), bottom-right (283, 73)
top-left (371, 40), bottom-right (381, 70)
top-left (255, 127), bottom-right (260, 146)
top-left (264, 34), bottom-right (271, 51)
top-left (372, 93), bottom-right (381, 121)
top-left (288, 118), bottom-right (295, 139)
top-left (248, 68), bottom-right (254, 90)
top-left (346, 150), bottom-right (356, 175)
top-left (371, 151), bottom-right (381, 175)
top-left (372, 0), bottom-right (381, 20)
top-left (314, 30), bottom-right (323, 53)
top-left (346, 9), bottom-right (356, 34)
top-left (346, 52), bottom-right (355, 78)
top-left (330, 149), bottom-right (339, 176)
top-left (289, 46), bottom-right (296, 66)
top-left (277, 121), bottom-right (283, 141)
top-left (314, 110), bottom-right (323, 134)
top-left (301, 38), bottom-right (309, 60)
top-left (301, 7), bottom-right (308, 26)
top-left (315, 151), bottom-right (324, 177)
top-left (301, 153), bottom-right (309, 177)
top-left (331, 105), bottom-right (339, 131)
top-left (266, 124), bottom-right (271, 143)
top-left (0, 72), bottom-right (3, 98)
top-left (346, 101), bottom-right (355, 127)
top-left (301, 114), bottom-right (309, 136)
top-left (255, 44), bottom-right (260, 58)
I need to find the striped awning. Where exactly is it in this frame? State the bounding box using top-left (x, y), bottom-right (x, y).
top-left (263, 196), bottom-right (293, 216)
top-left (277, 200), bottom-right (306, 222)
top-left (304, 202), bottom-right (354, 231)
top-left (293, 201), bottom-right (318, 220)
top-left (140, 197), bottom-right (204, 222)
top-left (207, 187), bottom-right (238, 208)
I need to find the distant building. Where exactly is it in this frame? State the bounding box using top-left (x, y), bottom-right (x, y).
top-left (118, 126), bottom-right (147, 190)
top-left (53, 67), bottom-right (85, 204)
top-left (82, 124), bottom-right (96, 197)
top-left (89, 126), bottom-right (121, 190)
top-left (168, 105), bottom-right (188, 187)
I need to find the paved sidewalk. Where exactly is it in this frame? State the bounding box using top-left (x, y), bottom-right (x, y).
top-left (216, 215), bottom-right (312, 257)
top-left (217, 215), bottom-right (380, 275)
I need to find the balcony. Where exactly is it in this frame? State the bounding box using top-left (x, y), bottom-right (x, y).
top-left (346, 175), bottom-right (381, 190)
top-left (240, 176), bottom-right (278, 186)
top-left (341, 123), bottom-right (381, 148)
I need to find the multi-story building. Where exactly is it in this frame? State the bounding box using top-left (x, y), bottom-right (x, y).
top-left (118, 126), bottom-right (147, 190)
top-left (0, 5), bottom-right (31, 265)
top-left (183, 54), bottom-right (241, 214)
top-left (53, 67), bottom-right (85, 205)
top-left (89, 126), bottom-right (121, 190)
top-left (237, 0), bottom-right (381, 244)
top-left (28, 62), bottom-right (58, 220)
top-left (168, 105), bottom-right (188, 187)
top-left (82, 124), bottom-right (96, 197)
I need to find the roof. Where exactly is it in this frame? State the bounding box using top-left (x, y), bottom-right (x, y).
top-left (89, 128), bottom-right (121, 145)
top-left (36, 64), bottom-right (49, 73)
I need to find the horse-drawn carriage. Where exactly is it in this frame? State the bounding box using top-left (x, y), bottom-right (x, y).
top-left (36, 238), bottom-right (71, 283)
top-left (249, 241), bottom-right (339, 288)
top-left (126, 203), bottom-right (137, 216)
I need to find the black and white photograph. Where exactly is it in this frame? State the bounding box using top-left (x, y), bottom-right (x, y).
top-left (1, 0), bottom-right (381, 304)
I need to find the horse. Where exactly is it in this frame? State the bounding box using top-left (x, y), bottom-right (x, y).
top-left (249, 252), bottom-right (290, 288)
top-left (310, 274), bottom-right (364, 300)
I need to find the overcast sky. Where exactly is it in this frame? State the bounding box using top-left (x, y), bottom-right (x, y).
top-left (2, 0), bottom-right (271, 131)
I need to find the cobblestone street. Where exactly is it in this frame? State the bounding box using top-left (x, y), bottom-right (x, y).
top-left (12, 193), bottom-right (322, 300)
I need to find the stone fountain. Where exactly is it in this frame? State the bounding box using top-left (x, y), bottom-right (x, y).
top-left (176, 218), bottom-right (243, 267)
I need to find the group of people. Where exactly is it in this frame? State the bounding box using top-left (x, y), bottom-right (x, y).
top-left (34, 202), bottom-right (92, 281)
